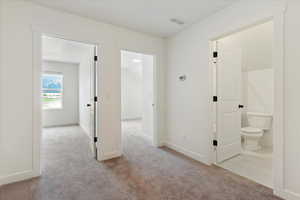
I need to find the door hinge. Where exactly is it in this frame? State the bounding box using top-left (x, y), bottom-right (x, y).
top-left (213, 140), bottom-right (218, 146)
top-left (94, 96), bottom-right (98, 102)
top-left (213, 51), bottom-right (218, 58)
top-left (213, 96), bottom-right (218, 102)
top-left (94, 137), bottom-right (98, 143)
top-left (94, 56), bottom-right (98, 62)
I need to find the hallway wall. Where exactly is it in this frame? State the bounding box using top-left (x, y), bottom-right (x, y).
top-left (166, 0), bottom-right (300, 199)
top-left (0, 0), bottom-right (165, 185)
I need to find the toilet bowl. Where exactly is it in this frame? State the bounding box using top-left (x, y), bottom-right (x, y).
top-left (241, 112), bottom-right (272, 151)
top-left (241, 127), bottom-right (263, 151)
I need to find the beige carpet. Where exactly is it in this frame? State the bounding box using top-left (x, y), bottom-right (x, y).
top-left (0, 126), bottom-right (282, 200)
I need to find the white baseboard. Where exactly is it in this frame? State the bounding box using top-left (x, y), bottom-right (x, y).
top-left (121, 117), bottom-right (142, 121)
top-left (79, 124), bottom-right (91, 138)
top-left (0, 170), bottom-right (40, 186)
top-left (163, 142), bottom-right (210, 165)
top-left (275, 189), bottom-right (300, 200)
top-left (99, 150), bottom-right (122, 161)
top-left (43, 123), bottom-right (79, 128)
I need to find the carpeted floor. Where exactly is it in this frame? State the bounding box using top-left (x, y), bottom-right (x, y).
top-left (0, 126), bottom-right (282, 200)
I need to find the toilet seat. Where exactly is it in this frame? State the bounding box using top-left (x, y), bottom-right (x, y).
top-left (241, 127), bottom-right (263, 137)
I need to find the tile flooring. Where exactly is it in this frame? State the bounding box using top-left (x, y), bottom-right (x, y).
top-left (218, 150), bottom-right (273, 188)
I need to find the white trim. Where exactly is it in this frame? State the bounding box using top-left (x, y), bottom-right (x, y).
top-left (164, 142), bottom-right (210, 165)
top-left (272, 7), bottom-right (286, 197)
top-left (43, 58), bottom-right (80, 65)
top-left (99, 151), bottom-right (122, 161)
top-left (32, 31), bottom-right (42, 178)
top-left (0, 170), bottom-right (39, 186)
top-left (80, 124), bottom-right (90, 138)
top-left (43, 123), bottom-right (79, 128)
top-left (275, 189), bottom-right (300, 200)
top-left (208, 2), bottom-right (288, 198)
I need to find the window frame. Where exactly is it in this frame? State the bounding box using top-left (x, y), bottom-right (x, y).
top-left (41, 72), bottom-right (64, 110)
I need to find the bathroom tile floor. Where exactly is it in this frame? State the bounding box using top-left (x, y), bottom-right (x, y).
top-left (218, 152), bottom-right (273, 188)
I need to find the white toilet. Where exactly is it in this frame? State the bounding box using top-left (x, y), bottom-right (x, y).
top-left (241, 112), bottom-right (273, 151)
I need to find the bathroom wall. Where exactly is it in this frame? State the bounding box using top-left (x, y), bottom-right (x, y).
top-left (244, 69), bottom-right (274, 147)
top-left (121, 51), bottom-right (143, 120)
top-left (121, 51), bottom-right (154, 141)
top-left (218, 21), bottom-right (274, 147)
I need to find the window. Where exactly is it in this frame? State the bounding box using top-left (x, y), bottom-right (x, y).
top-left (41, 73), bottom-right (63, 109)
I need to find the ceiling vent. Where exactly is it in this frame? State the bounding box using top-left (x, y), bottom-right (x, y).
top-left (170, 18), bottom-right (185, 25)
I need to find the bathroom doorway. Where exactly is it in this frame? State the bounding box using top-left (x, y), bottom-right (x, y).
top-left (211, 21), bottom-right (274, 187)
top-left (120, 50), bottom-right (157, 147)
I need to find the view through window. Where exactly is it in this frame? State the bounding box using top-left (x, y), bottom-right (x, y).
top-left (42, 73), bottom-right (63, 109)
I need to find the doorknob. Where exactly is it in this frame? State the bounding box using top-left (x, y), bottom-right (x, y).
top-left (86, 104), bottom-right (91, 107)
top-left (238, 105), bottom-right (244, 109)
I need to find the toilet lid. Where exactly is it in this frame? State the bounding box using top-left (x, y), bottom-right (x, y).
top-left (241, 127), bottom-right (263, 134)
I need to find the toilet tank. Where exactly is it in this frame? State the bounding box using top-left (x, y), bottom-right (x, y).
top-left (247, 112), bottom-right (273, 130)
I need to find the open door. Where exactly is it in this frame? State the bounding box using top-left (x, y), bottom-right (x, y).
top-left (87, 46), bottom-right (98, 160)
top-left (142, 54), bottom-right (154, 143)
top-left (216, 46), bottom-right (242, 163)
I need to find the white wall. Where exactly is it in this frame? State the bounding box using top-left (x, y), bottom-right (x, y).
top-left (42, 61), bottom-right (79, 127)
top-left (166, 0), bottom-right (299, 199)
top-left (217, 21), bottom-right (274, 147)
top-left (246, 69), bottom-right (274, 147)
top-left (121, 68), bottom-right (143, 120)
top-left (121, 51), bottom-right (143, 120)
top-left (0, 0), bottom-right (165, 185)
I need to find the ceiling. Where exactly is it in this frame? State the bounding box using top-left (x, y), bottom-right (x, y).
top-left (29, 0), bottom-right (239, 37)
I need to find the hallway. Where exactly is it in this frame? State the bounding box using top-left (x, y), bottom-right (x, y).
top-left (0, 126), bottom-right (280, 200)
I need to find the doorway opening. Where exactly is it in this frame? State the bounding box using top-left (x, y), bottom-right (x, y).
top-left (211, 21), bottom-right (274, 188)
top-left (121, 50), bottom-right (155, 146)
top-left (41, 35), bottom-right (99, 165)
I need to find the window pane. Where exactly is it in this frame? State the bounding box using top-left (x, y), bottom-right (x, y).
top-left (41, 73), bottom-right (63, 109)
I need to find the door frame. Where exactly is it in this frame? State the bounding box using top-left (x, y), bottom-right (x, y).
top-left (120, 49), bottom-right (160, 148)
top-left (32, 27), bottom-right (101, 177)
top-left (208, 4), bottom-right (286, 198)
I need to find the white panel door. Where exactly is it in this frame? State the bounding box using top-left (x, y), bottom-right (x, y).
top-left (142, 54), bottom-right (154, 143)
top-left (216, 48), bottom-right (242, 163)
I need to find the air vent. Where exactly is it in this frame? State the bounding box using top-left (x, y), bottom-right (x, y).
top-left (170, 18), bottom-right (185, 25)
